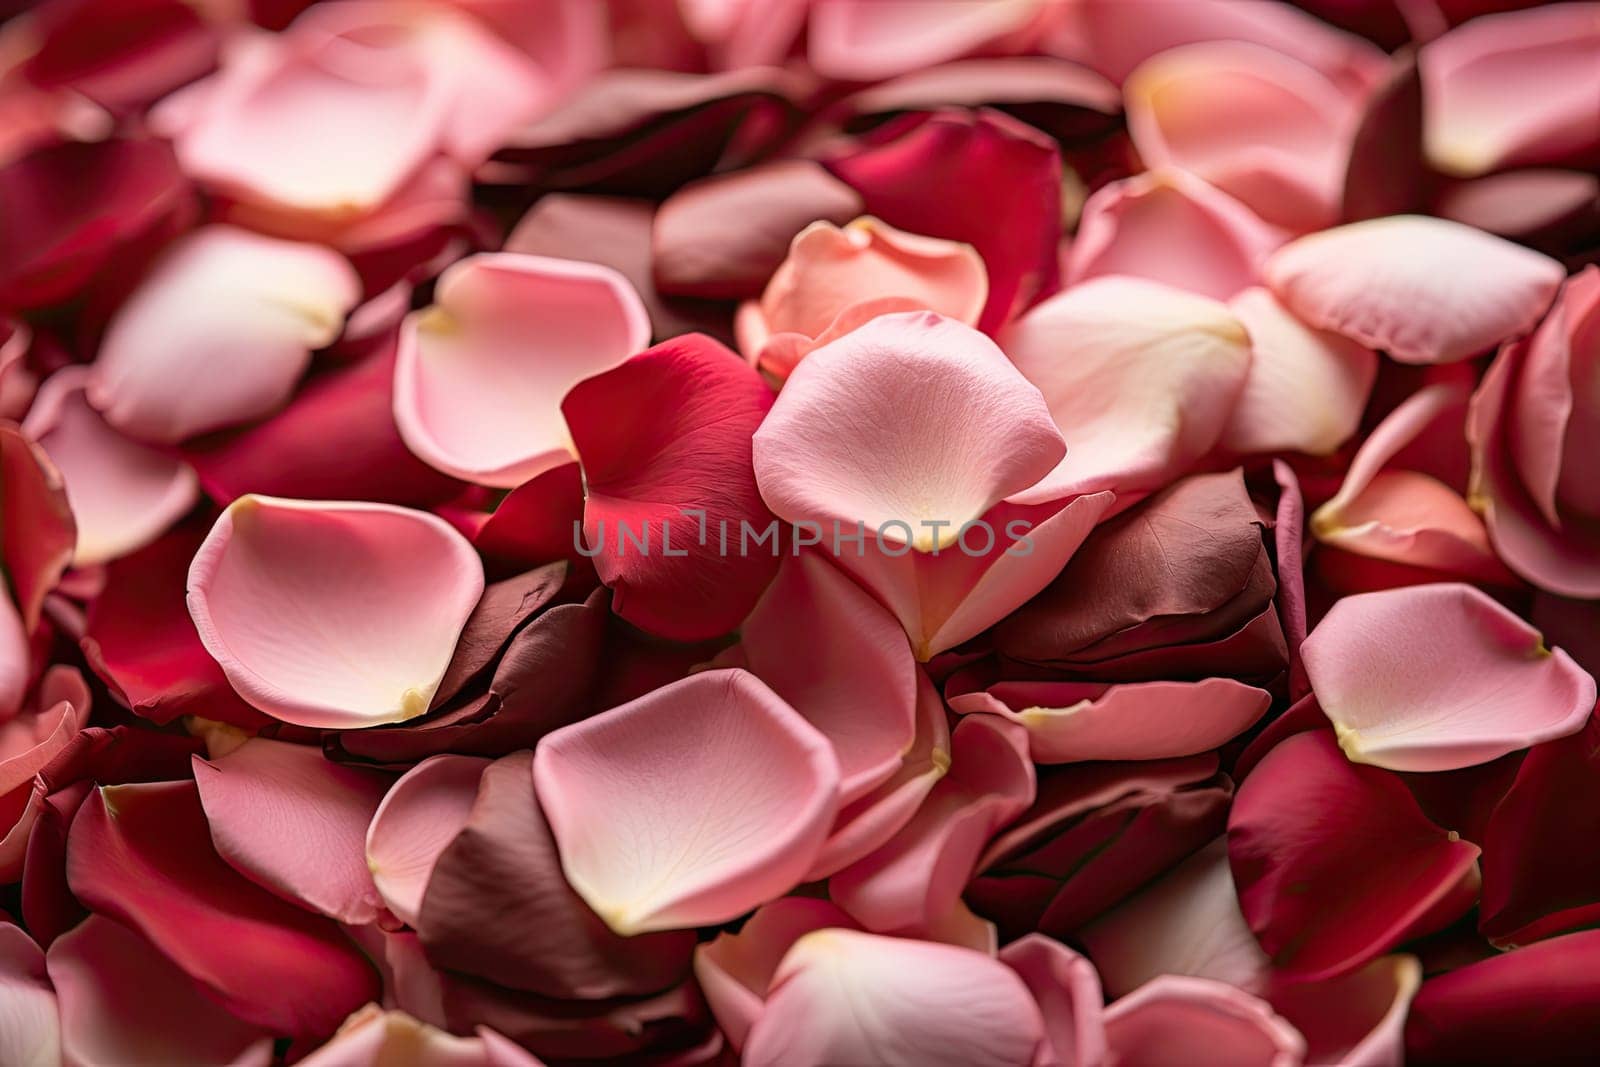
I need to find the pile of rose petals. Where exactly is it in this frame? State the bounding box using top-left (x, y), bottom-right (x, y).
top-left (4, 0), bottom-right (1600, 1063)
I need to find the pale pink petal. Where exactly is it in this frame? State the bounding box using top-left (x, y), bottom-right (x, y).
top-left (21, 367), bottom-right (198, 566)
top-left (1003, 276), bottom-right (1252, 503)
top-left (187, 495), bottom-right (485, 729)
top-left (365, 754), bottom-right (489, 928)
top-left (831, 491), bottom-right (1115, 660)
top-left (754, 311), bottom-right (1064, 551)
top-left (1222, 287), bottom-right (1377, 457)
top-left (739, 217), bottom-right (988, 377)
top-left (806, 0), bottom-right (1046, 81)
top-left (1264, 214), bottom-right (1564, 364)
top-left (807, 667), bottom-right (952, 879)
top-left (744, 928), bottom-right (1047, 1067)
top-left (951, 678), bottom-right (1271, 764)
top-left (999, 935), bottom-right (1108, 1067)
top-left (89, 226), bottom-right (360, 443)
top-left (1420, 4), bottom-right (1600, 177)
top-left (194, 738), bottom-right (392, 924)
top-left (1126, 41), bottom-right (1360, 231)
top-left (163, 30), bottom-right (447, 220)
top-left (831, 715), bottom-right (1033, 935)
top-left (695, 898), bottom-right (859, 1052)
top-left (47, 916), bottom-right (273, 1067)
top-left (1, 669), bottom-right (92, 880)
top-left (739, 552), bottom-right (918, 802)
top-left (1301, 582), bottom-right (1597, 771)
top-left (1065, 169), bottom-right (1285, 301)
top-left (299, 1005), bottom-right (545, 1067)
top-left (0, 924), bottom-right (57, 1067)
top-left (1080, 839), bottom-right (1272, 999)
top-left (533, 668), bottom-right (841, 935)
top-left (1271, 955), bottom-right (1421, 1067)
top-left (394, 253), bottom-right (650, 487)
top-left (1103, 975), bottom-right (1305, 1067)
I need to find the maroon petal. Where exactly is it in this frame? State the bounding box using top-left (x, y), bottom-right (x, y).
top-left (1229, 730), bottom-right (1481, 981)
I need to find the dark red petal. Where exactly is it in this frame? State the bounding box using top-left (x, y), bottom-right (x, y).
top-left (1229, 730), bottom-right (1481, 980)
top-left (0, 423), bottom-right (75, 632)
top-left (65, 779), bottom-right (379, 1038)
top-left (562, 333), bottom-right (779, 641)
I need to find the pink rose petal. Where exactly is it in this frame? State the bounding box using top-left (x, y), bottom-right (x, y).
top-left (394, 253), bottom-right (649, 487)
top-left (533, 669), bottom-right (840, 935)
top-left (365, 754), bottom-right (489, 928)
top-left (187, 495), bottom-right (485, 729)
top-left (1102, 975), bottom-right (1305, 1067)
top-left (1264, 214), bottom-right (1564, 364)
top-left (744, 928), bottom-right (1047, 1067)
top-left (89, 226), bottom-right (360, 443)
top-left (1301, 582), bottom-right (1596, 771)
top-left (0, 923), bottom-right (58, 1067)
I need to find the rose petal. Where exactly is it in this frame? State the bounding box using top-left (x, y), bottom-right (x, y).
top-left (1264, 214), bottom-right (1564, 364)
top-left (756, 311), bottom-right (1064, 550)
top-left (89, 225), bottom-right (359, 443)
top-left (739, 552), bottom-right (918, 802)
top-left (65, 780), bottom-right (379, 1037)
top-left (999, 934), bottom-right (1108, 1067)
top-left (533, 668), bottom-right (840, 935)
top-left (1271, 954), bottom-right (1421, 1067)
top-left (194, 737), bottom-right (392, 924)
top-left (299, 1005), bottom-right (546, 1067)
top-left (1102, 976), bottom-right (1305, 1067)
top-left (0, 424), bottom-right (74, 632)
top-left (806, 0), bottom-right (1045, 81)
top-left (951, 678), bottom-right (1271, 764)
top-left (1065, 168), bottom-right (1286, 301)
top-left (394, 253), bottom-right (650, 487)
top-left (22, 366), bottom-right (198, 566)
top-left (1301, 582), bottom-right (1596, 771)
top-left (1003, 277), bottom-right (1251, 503)
top-left (744, 928), bottom-right (1047, 1067)
top-left (695, 897), bottom-right (860, 1052)
top-left (1420, 4), bottom-right (1600, 177)
top-left (365, 754), bottom-right (488, 928)
top-left (47, 916), bottom-right (272, 1067)
top-left (1229, 730), bottom-right (1482, 981)
top-left (187, 495), bottom-right (484, 729)
top-left (0, 923), bottom-right (58, 1067)
top-left (1125, 41), bottom-right (1359, 231)
top-left (1222, 286), bottom-right (1376, 457)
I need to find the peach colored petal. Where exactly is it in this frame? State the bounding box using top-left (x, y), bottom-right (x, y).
top-left (365, 754), bottom-right (489, 928)
top-left (1126, 41), bottom-right (1360, 231)
top-left (1302, 583), bottom-right (1596, 771)
top-left (1265, 214), bottom-right (1564, 364)
top-left (187, 495), bottom-right (485, 729)
top-left (90, 226), bottom-right (359, 443)
top-left (299, 1005), bottom-right (545, 1066)
top-left (754, 311), bottom-right (1064, 551)
top-left (1222, 286), bottom-right (1376, 457)
top-left (21, 367), bottom-right (198, 566)
top-left (1004, 276), bottom-right (1252, 503)
top-left (394, 253), bottom-right (650, 487)
top-left (744, 928), bottom-right (1047, 1067)
top-left (533, 669), bottom-right (840, 935)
